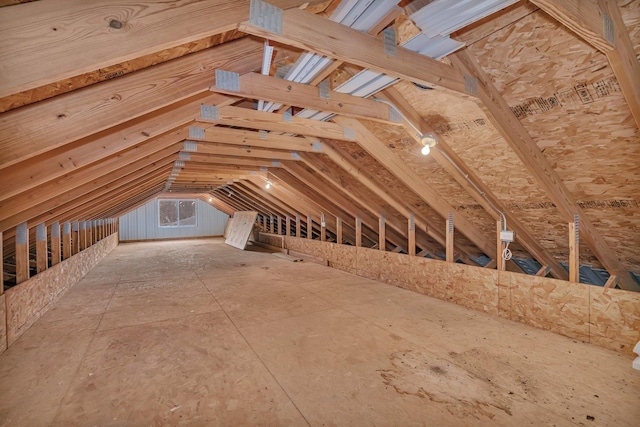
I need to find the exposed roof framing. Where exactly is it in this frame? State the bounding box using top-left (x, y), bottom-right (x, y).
top-left (1, 0), bottom-right (638, 291)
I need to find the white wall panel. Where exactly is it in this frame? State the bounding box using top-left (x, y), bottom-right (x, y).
top-left (119, 198), bottom-right (228, 241)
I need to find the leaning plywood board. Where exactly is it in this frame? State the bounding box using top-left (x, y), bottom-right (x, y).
top-left (223, 217), bottom-right (232, 238)
top-left (224, 211), bottom-right (258, 250)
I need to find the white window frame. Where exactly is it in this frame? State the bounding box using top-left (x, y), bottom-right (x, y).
top-left (158, 199), bottom-right (198, 228)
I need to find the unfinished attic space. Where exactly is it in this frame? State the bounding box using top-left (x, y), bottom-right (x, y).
top-left (1, 0), bottom-right (640, 424)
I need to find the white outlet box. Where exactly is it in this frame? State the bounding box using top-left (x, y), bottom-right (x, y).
top-left (500, 230), bottom-right (515, 243)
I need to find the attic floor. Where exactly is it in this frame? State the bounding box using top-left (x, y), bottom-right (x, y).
top-left (0, 238), bottom-right (637, 426)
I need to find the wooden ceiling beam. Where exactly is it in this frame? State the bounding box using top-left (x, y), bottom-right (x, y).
top-left (210, 73), bottom-right (400, 124)
top-left (0, 37), bottom-right (261, 169)
top-left (192, 125), bottom-right (322, 152)
top-left (237, 7), bottom-right (467, 94)
top-left (0, 0), bottom-right (323, 99)
top-left (0, 126), bottom-right (187, 203)
top-left (381, 86), bottom-right (568, 279)
top-left (184, 153), bottom-right (281, 168)
top-left (56, 169), bottom-right (170, 224)
top-left (531, 0), bottom-right (640, 128)
top-left (451, 49), bottom-right (638, 290)
top-left (198, 105), bottom-right (353, 142)
top-left (193, 142), bottom-right (303, 161)
top-left (0, 137), bottom-right (183, 225)
top-left (333, 116), bottom-right (497, 259)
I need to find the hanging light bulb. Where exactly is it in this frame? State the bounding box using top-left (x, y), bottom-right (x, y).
top-left (265, 180), bottom-right (272, 189)
top-left (420, 132), bottom-right (438, 156)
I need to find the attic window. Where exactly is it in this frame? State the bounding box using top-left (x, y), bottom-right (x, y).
top-left (158, 199), bottom-right (197, 227)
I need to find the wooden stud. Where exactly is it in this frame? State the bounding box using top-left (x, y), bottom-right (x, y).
top-left (79, 221), bottom-right (86, 251)
top-left (408, 214), bottom-right (416, 257)
top-left (320, 213), bottom-right (326, 242)
top-left (70, 221), bottom-right (80, 256)
top-left (62, 221), bottom-right (71, 259)
top-left (378, 213), bottom-right (385, 251)
top-left (569, 214), bottom-right (580, 283)
top-left (336, 216), bottom-right (343, 245)
top-left (51, 221), bottom-right (62, 266)
top-left (277, 216), bottom-right (282, 236)
top-left (446, 213), bottom-right (454, 263)
top-left (15, 222), bottom-right (29, 284)
top-left (285, 215), bottom-right (291, 237)
top-left (355, 216), bottom-right (362, 247)
top-left (296, 214), bottom-right (301, 238)
top-left (36, 223), bottom-right (47, 273)
top-left (307, 214), bottom-right (313, 240)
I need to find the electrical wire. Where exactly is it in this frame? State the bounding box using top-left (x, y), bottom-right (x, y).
top-left (502, 242), bottom-right (513, 261)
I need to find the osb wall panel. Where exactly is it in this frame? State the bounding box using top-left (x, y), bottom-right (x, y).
top-left (257, 232), bottom-right (284, 248)
top-left (501, 271), bottom-right (591, 344)
top-left (0, 294), bottom-right (6, 355)
top-left (589, 287), bottom-right (640, 353)
top-left (406, 256), bottom-right (444, 298)
top-left (4, 233), bottom-right (118, 346)
top-left (355, 247), bottom-right (382, 281)
top-left (447, 263), bottom-right (499, 316)
top-left (326, 242), bottom-right (357, 275)
top-left (378, 251), bottom-right (411, 288)
top-left (283, 237), bottom-right (639, 353)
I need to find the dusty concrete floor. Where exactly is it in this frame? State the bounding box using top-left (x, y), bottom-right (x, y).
top-left (0, 238), bottom-right (638, 426)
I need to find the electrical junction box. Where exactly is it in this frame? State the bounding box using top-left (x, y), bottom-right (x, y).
top-left (500, 230), bottom-right (515, 243)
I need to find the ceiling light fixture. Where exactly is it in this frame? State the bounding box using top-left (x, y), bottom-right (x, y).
top-left (372, 98), bottom-right (438, 155)
top-left (265, 180), bottom-right (272, 189)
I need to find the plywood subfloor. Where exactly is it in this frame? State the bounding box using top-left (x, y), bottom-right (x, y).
top-left (0, 238), bottom-right (637, 426)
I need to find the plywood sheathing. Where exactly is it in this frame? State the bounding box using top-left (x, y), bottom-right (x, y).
top-left (461, 10), bottom-right (640, 271)
top-left (275, 236), bottom-right (640, 354)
